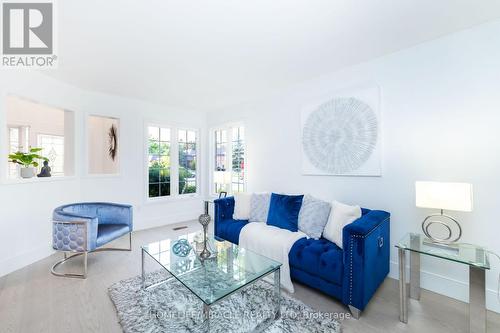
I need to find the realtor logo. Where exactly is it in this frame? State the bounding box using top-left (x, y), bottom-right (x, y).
top-left (1, 1), bottom-right (57, 68)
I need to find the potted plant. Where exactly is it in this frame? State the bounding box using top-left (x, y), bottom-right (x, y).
top-left (8, 148), bottom-right (49, 179)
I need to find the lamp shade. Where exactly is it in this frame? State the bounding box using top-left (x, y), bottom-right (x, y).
top-left (415, 181), bottom-right (473, 212)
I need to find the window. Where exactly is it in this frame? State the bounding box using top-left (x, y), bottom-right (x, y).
top-left (5, 96), bottom-right (75, 179)
top-left (148, 126), bottom-right (171, 198)
top-left (212, 125), bottom-right (245, 194)
top-left (178, 129), bottom-right (197, 195)
top-left (8, 127), bottom-right (20, 178)
top-left (214, 129), bottom-right (228, 193)
top-left (7, 126), bottom-right (30, 178)
top-left (147, 125), bottom-right (199, 200)
top-left (231, 126), bottom-right (245, 193)
top-left (37, 134), bottom-right (64, 176)
top-left (8, 128), bottom-right (19, 178)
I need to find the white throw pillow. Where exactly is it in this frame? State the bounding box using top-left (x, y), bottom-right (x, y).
top-left (233, 193), bottom-right (252, 220)
top-left (323, 201), bottom-right (362, 249)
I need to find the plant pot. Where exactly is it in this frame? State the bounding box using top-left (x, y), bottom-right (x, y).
top-left (20, 167), bottom-right (35, 179)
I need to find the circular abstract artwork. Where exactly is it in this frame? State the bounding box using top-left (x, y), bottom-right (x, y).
top-left (302, 97), bottom-right (378, 174)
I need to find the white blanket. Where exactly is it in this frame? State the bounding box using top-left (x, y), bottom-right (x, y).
top-left (239, 222), bottom-right (307, 293)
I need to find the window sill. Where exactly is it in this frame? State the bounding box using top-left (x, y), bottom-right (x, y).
top-left (82, 173), bottom-right (122, 179)
top-left (0, 176), bottom-right (77, 185)
top-left (144, 193), bottom-right (201, 205)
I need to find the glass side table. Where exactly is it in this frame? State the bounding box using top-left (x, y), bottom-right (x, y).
top-left (396, 233), bottom-right (490, 333)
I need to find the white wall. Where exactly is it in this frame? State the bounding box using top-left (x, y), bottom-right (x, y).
top-left (6, 96), bottom-right (66, 140)
top-left (0, 71), bottom-right (208, 277)
top-left (206, 20), bottom-right (500, 312)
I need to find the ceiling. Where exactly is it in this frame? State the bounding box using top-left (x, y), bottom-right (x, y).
top-left (45, 0), bottom-right (500, 110)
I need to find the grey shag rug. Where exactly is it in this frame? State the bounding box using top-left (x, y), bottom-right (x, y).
top-left (108, 272), bottom-right (341, 333)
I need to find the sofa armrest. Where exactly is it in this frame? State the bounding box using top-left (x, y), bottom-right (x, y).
top-left (214, 197), bottom-right (235, 238)
top-left (214, 197), bottom-right (235, 220)
top-left (342, 210), bottom-right (390, 311)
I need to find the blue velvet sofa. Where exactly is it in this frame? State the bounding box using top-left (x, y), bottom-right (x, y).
top-left (51, 202), bottom-right (133, 279)
top-left (214, 196), bottom-right (390, 318)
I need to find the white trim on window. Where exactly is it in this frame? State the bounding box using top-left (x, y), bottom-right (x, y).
top-left (144, 121), bottom-right (201, 203)
top-left (177, 127), bottom-right (200, 198)
top-left (209, 122), bottom-right (246, 196)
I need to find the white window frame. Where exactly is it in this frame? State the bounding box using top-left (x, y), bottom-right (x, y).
top-left (209, 122), bottom-right (246, 196)
top-left (144, 122), bottom-right (200, 203)
top-left (177, 127), bottom-right (200, 197)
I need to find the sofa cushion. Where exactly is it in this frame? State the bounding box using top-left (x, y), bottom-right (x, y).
top-left (289, 238), bottom-right (343, 286)
top-left (298, 195), bottom-right (332, 239)
top-left (249, 192), bottom-right (271, 222)
top-left (267, 193), bottom-right (304, 232)
top-left (215, 218), bottom-right (249, 245)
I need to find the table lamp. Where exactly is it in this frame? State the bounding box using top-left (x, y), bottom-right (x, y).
top-left (415, 181), bottom-right (473, 244)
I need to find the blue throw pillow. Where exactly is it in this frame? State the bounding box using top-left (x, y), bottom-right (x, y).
top-left (266, 193), bottom-right (304, 232)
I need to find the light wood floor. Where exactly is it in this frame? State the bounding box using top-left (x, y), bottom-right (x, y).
top-left (0, 221), bottom-right (499, 333)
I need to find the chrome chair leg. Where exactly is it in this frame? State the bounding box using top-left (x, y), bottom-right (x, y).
top-left (51, 232), bottom-right (132, 279)
top-left (51, 251), bottom-right (88, 279)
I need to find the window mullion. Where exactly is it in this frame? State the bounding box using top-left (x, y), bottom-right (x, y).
top-left (227, 126), bottom-right (234, 194)
top-left (171, 128), bottom-right (180, 197)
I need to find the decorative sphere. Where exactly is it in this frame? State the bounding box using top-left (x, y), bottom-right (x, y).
top-left (198, 213), bottom-right (211, 226)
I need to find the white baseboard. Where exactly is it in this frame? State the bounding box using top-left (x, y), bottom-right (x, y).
top-left (135, 212), bottom-right (199, 231)
top-left (389, 261), bottom-right (500, 314)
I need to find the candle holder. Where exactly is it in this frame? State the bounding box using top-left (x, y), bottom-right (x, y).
top-left (198, 201), bottom-right (211, 260)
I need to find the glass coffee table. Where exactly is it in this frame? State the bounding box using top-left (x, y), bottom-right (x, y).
top-left (396, 233), bottom-right (490, 333)
top-left (141, 232), bottom-right (282, 332)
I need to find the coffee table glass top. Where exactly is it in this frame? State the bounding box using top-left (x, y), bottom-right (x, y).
top-left (142, 232), bottom-right (282, 305)
top-left (396, 233), bottom-right (490, 269)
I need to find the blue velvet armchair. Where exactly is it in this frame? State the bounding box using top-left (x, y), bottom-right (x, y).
top-left (51, 202), bottom-right (133, 278)
top-left (214, 196), bottom-right (390, 318)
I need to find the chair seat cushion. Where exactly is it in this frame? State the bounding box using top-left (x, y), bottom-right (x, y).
top-left (289, 238), bottom-right (344, 286)
top-left (96, 224), bottom-right (130, 248)
top-left (215, 219), bottom-right (249, 245)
